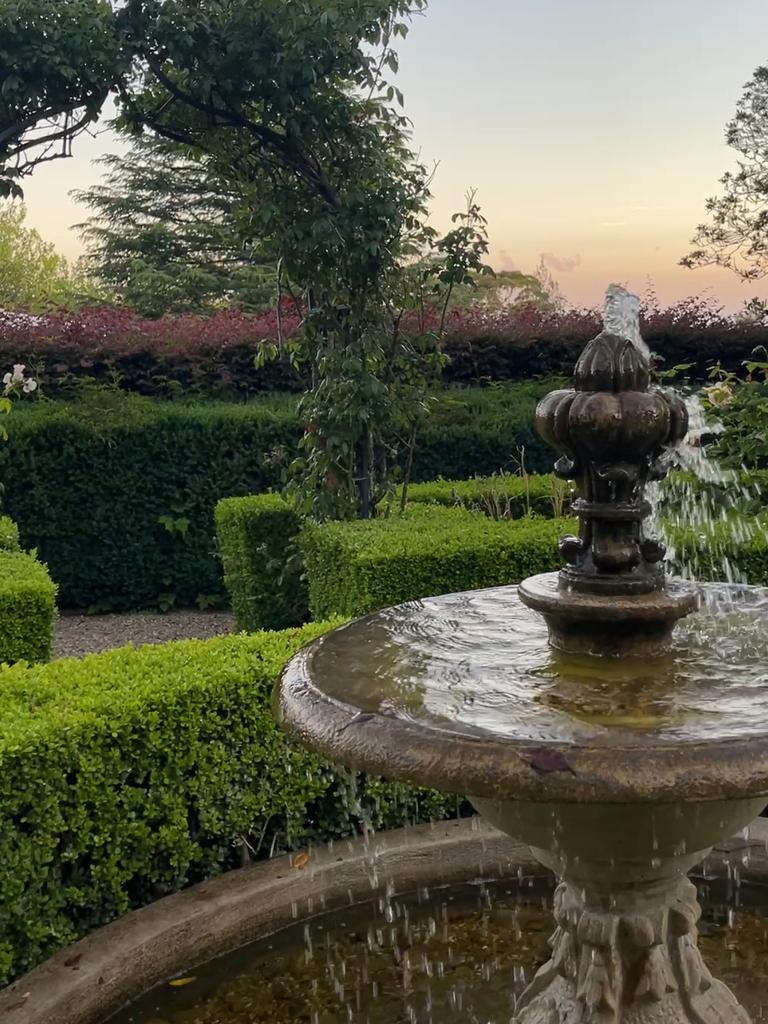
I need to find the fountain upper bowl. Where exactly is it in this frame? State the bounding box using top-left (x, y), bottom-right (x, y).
top-left (276, 582), bottom-right (768, 805)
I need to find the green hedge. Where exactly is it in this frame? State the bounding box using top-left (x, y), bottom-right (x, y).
top-left (0, 384), bottom-right (558, 611)
top-left (0, 516), bottom-right (20, 553)
top-left (0, 395), bottom-right (302, 611)
top-left (405, 472), bottom-right (568, 518)
top-left (300, 507), bottom-right (572, 619)
top-left (0, 551), bottom-right (57, 664)
top-left (670, 517), bottom-right (768, 584)
top-left (0, 623), bottom-right (464, 984)
top-left (216, 493), bottom-right (307, 631)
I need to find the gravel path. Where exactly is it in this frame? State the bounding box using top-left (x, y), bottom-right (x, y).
top-left (54, 609), bottom-right (236, 659)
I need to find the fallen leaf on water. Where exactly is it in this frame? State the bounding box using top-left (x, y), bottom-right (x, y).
top-left (292, 852), bottom-right (310, 869)
top-left (168, 977), bottom-right (196, 987)
top-left (520, 748), bottom-right (575, 775)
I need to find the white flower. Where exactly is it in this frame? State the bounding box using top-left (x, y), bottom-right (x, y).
top-left (2, 373), bottom-right (11, 387)
top-left (22, 378), bottom-right (37, 393)
top-left (11, 364), bottom-right (25, 384)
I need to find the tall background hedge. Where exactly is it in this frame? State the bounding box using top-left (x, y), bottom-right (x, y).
top-left (0, 384), bottom-right (556, 610)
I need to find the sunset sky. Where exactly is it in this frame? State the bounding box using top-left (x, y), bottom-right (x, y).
top-left (17, 0), bottom-right (768, 310)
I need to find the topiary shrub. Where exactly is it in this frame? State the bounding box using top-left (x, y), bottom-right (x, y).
top-left (0, 550), bottom-right (57, 664)
top-left (215, 492), bottom-right (307, 631)
top-left (300, 506), bottom-right (573, 619)
top-left (0, 624), bottom-right (463, 984)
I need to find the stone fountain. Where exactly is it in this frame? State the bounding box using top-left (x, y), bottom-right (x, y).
top-left (277, 286), bottom-right (768, 1023)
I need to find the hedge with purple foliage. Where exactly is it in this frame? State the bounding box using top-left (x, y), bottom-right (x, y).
top-left (1, 296), bottom-right (765, 398)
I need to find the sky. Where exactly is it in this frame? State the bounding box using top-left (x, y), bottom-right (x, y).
top-left (17, 0), bottom-right (768, 310)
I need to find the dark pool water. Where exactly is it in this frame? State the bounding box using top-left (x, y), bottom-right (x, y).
top-left (110, 876), bottom-right (768, 1024)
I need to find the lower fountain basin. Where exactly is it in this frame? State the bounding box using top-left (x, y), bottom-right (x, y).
top-left (109, 872), bottom-right (768, 1024)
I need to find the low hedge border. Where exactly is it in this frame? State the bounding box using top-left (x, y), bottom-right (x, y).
top-left (215, 493), bottom-right (307, 631)
top-left (215, 476), bottom-right (564, 632)
top-left (404, 472), bottom-right (569, 518)
top-left (300, 507), bottom-right (574, 620)
top-left (0, 624), bottom-right (464, 985)
top-left (0, 549), bottom-right (57, 664)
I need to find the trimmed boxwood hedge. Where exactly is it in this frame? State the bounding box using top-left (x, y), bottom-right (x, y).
top-left (0, 551), bottom-right (57, 664)
top-left (0, 623), bottom-right (465, 984)
top-left (0, 395), bottom-right (302, 611)
top-left (300, 507), bottom-right (573, 619)
top-left (0, 383), bottom-right (558, 611)
top-left (670, 516), bottom-right (768, 584)
top-left (215, 493), bottom-right (307, 631)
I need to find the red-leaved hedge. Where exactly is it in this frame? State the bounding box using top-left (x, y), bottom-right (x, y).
top-left (0, 295), bottom-right (765, 397)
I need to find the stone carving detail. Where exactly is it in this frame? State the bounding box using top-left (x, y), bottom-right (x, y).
top-left (513, 879), bottom-right (750, 1024)
top-left (535, 331), bottom-right (688, 595)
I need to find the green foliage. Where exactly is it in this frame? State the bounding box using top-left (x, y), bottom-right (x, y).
top-left (0, 0), bottom-right (131, 198)
top-left (413, 382), bottom-right (560, 480)
top-left (0, 203), bottom-right (95, 309)
top-left (0, 549), bottom-right (56, 663)
top-left (670, 516), bottom-right (768, 584)
top-left (404, 472), bottom-right (569, 519)
top-left (73, 137), bottom-right (276, 318)
top-left (0, 623), bottom-right (461, 983)
top-left (300, 506), bottom-right (572, 619)
top-left (215, 492), bottom-right (307, 631)
top-left (0, 394), bottom-right (302, 610)
top-left (0, 514), bottom-right (19, 551)
top-left (0, 385), bottom-right (556, 610)
top-left (710, 380), bottom-right (768, 469)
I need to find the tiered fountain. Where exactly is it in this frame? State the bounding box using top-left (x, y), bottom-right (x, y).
top-left (277, 286), bottom-right (768, 1023)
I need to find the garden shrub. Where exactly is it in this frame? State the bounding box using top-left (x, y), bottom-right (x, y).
top-left (0, 516), bottom-right (19, 553)
top-left (0, 551), bottom-right (57, 664)
top-left (4, 297), bottom-right (763, 397)
top-left (300, 506), bottom-right (573, 619)
top-left (0, 384), bottom-right (557, 610)
top-left (670, 517), bottom-right (768, 584)
top-left (405, 472), bottom-right (567, 518)
top-left (0, 395), bottom-right (302, 611)
top-left (216, 492), bottom-right (307, 631)
top-left (0, 624), bottom-right (463, 984)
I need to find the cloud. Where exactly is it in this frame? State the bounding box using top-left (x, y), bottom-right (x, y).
top-left (541, 252), bottom-right (582, 273)
top-left (497, 249), bottom-right (519, 272)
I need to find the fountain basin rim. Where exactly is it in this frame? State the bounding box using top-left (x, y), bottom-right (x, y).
top-left (277, 622), bottom-right (768, 806)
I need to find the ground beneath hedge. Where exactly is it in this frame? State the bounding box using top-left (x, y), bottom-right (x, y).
top-left (54, 609), bottom-right (236, 659)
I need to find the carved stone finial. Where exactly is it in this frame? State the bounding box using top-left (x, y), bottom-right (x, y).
top-left (535, 331), bottom-right (688, 596)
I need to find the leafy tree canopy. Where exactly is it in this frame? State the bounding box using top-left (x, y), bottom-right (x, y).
top-left (73, 136), bottom-right (276, 317)
top-left (0, 202), bottom-right (96, 310)
top-left (0, 0), bottom-right (495, 518)
top-left (683, 65), bottom-right (768, 281)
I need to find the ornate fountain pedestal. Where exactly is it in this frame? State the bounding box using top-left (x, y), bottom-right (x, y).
top-left (474, 796), bottom-right (761, 1024)
top-left (519, 323), bottom-right (698, 658)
